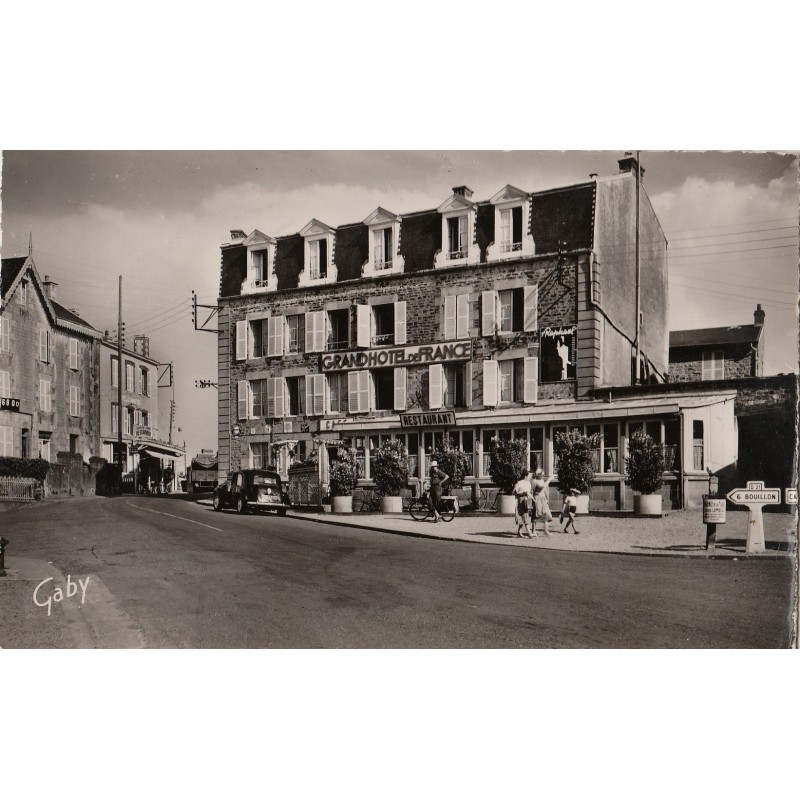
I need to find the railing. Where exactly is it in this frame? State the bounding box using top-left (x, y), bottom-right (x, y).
top-left (372, 333), bottom-right (394, 346)
top-left (328, 337), bottom-right (349, 351)
top-left (0, 476), bottom-right (40, 502)
top-left (251, 279), bottom-right (269, 289)
top-left (447, 249), bottom-right (467, 260)
top-left (374, 259), bottom-right (393, 271)
top-left (500, 242), bottom-right (523, 253)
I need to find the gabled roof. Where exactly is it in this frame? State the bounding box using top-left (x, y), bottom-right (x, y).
top-left (489, 184), bottom-right (528, 205)
top-left (437, 193), bottom-right (476, 214)
top-left (363, 207), bottom-right (400, 226)
top-left (242, 229), bottom-right (276, 247)
top-left (52, 300), bottom-right (98, 331)
top-left (670, 324), bottom-right (762, 348)
top-left (299, 219), bottom-right (335, 237)
top-left (1, 256), bottom-right (29, 299)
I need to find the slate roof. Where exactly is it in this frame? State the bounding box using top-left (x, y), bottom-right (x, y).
top-left (52, 299), bottom-right (98, 331)
top-left (1, 256), bottom-right (28, 298)
top-left (670, 324), bottom-right (762, 348)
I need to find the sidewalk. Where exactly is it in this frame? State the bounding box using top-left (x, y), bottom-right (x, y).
top-left (196, 499), bottom-right (796, 558)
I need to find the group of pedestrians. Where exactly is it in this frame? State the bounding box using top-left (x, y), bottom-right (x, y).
top-left (511, 468), bottom-right (581, 538)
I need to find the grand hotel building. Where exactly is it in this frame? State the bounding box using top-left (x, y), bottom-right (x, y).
top-left (216, 157), bottom-right (738, 511)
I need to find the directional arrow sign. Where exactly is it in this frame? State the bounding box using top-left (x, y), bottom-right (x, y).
top-left (726, 481), bottom-right (780, 554)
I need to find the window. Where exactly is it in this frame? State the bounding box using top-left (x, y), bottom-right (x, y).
top-left (328, 309), bottom-right (349, 350)
top-left (39, 330), bottom-right (51, 363)
top-left (529, 427), bottom-right (544, 472)
top-left (481, 286), bottom-right (537, 336)
top-left (442, 293), bottom-right (471, 340)
top-left (286, 315), bottom-right (305, 354)
top-left (141, 368), bottom-right (149, 397)
top-left (664, 420), bottom-right (680, 471)
top-left (443, 364), bottom-right (466, 408)
top-left (69, 338), bottom-right (79, 370)
top-left (70, 434), bottom-right (79, 454)
top-left (692, 420), bottom-right (704, 470)
top-left (499, 359), bottom-right (524, 403)
top-left (251, 379), bottom-right (268, 418)
top-left (372, 304), bottom-right (395, 346)
top-left (141, 411), bottom-right (149, 428)
top-left (328, 372), bottom-right (348, 414)
top-left (498, 289), bottom-right (525, 333)
top-left (447, 215), bottom-right (468, 259)
top-left (286, 376), bottom-right (305, 416)
top-left (38, 434), bottom-right (51, 461)
top-left (39, 379), bottom-right (52, 412)
top-left (310, 239), bottom-right (328, 280)
top-left (0, 426), bottom-right (12, 457)
top-left (394, 432), bottom-right (420, 478)
top-left (373, 228), bottom-right (393, 271)
top-left (0, 317), bottom-right (10, 352)
top-left (355, 302), bottom-right (406, 348)
top-left (347, 371), bottom-right (371, 414)
top-left (126, 362), bottom-right (135, 392)
top-left (0, 370), bottom-right (9, 397)
top-left (373, 368), bottom-right (394, 411)
top-left (300, 220), bottom-right (336, 286)
top-left (125, 409), bottom-right (134, 435)
top-left (540, 326), bottom-right (576, 382)
top-left (18, 279), bottom-right (28, 305)
top-left (111, 403), bottom-right (119, 434)
top-left (251, 319), bottom-right (268, 358)
top-left (111, 357), bottom-right (119, 388)
top-left (499, 206), bottom-right (523, 253)
top-left (702, 351), bottom-right (724, 380)
top-left (252, 250), bottom-right (268, 286)
top-left (69, 386), bottom-right (80, 417)
top-left (21, 428), bottom-right (28, 459)
top-left (251, 442), bottom-right (271, 469)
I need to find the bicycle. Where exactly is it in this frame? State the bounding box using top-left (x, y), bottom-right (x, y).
top-left (407, 491), bottom-right (457, 522)
top-left (356, 488), bottom-right (382, 512)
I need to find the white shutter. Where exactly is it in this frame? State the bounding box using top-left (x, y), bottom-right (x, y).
top-left (69, 338), bottom-right (78, 369)
top-left (524, 285), bottom-right (538, 332)
top-left (305, 374), bottom-right (315, 416)
top-left (374, 229), bottom-right (384, 266)
top-left (356, 305), bottom-right (371, 348)
top-left (429, 364), bottom-right (444, 409)
top-left (358, 370), bottom-right (370, 412)
top-left (464, 361), bottom-right (473, 407)
top-left (314, 311), bottom-right (326, 352)
top-left (313, 374), bottom-right (326, 416)
top-left (305, 312), bottom-right (316, 353)
top-left (236, 320), bottom-right (248, 360)
top-left (394, 367), bottom-right (407, 411)
top-left (39, 330), bottom-right (48, 362)
top-left (237, 381), bottom-right (248, 420)
top-left (348, 371), bottom-right (359, 414)
top-left (481, 291), bottom-right (496, 336)
top-left (443, 296), bottom-right (456, 340)
top-left (137, 368), bottom-right (143, 395)
top-left (523, 357), bottom-right (538, 404)
top-left (269, 377), bottom-right (285, 418)
top-left (483, 360), bottom-right (499, 407)
top-left (267, 316), bottom-right (284, 357)
top-left (459, 214), bottom-right (468, 253)
top-left (456, 294), bottom-right (470, 338)
top-left (394, 301), bottom-right (407, 345)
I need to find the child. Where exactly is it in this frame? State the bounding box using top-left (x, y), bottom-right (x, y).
top-left (560, 488), bottom-right (581, 534)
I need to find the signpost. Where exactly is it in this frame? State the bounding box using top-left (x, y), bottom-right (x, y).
top-left (702, 496), bottom-right (726, 551)
top-left (726, 481), bottom-right (780, 554)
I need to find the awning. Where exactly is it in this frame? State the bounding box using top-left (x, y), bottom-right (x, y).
top-left (138, 443), bottom-right (185, 460)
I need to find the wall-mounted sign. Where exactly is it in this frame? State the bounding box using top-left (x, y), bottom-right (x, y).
top-left (321, 341), bottom-right (472, 372)
top-left (134, 425), bottom-right (152, 439)
top-left (0, 397), bottom-right (21, 411)
top-left (786, 488), bottom-right (797, 505)
top-left (400, 411), bottom-right (457, 428)
top-left (232, 423), bottom-right (242, 437)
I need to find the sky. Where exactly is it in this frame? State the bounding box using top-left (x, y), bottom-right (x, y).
top-left (0, 150), bottom-right (797, 463)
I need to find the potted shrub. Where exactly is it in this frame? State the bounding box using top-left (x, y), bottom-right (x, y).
top-left (553, 429), bottom-right (601, 514)
top-left (329, 447), bottom-right (359, 513)
top-left (372, 440), bottom-right (410, 513)
top-left (432, 437), bottom-right (472, 507)
top-left (625, 430), bottom-right (666, 515)
top-left (487, 436), bottom-right (528, 514)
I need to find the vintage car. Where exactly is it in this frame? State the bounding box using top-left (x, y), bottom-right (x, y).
top-left (212, 469), bottom-right (289, 515)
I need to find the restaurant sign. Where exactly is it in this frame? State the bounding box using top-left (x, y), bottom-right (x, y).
top-left (0, 397), bottom-right (21, 411)
top-left (321, 340), bottom-right (472, 372)
top-left (400, 411), bottom-right (457, 428)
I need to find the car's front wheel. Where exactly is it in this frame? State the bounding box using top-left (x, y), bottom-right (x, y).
top-left (213, 493), bottom-right (223, 512)
top-left (236, 495), bottom-right (248, 515)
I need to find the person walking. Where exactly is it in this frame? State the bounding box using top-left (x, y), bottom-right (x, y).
top-left (560, 488), bottom-right (581, 534)
top-left (512, 470), bottom-right (534, 537)
top-left (531, 468), bottom-right (554, 536)
top-left (427, 460), bottom-right (450, 523)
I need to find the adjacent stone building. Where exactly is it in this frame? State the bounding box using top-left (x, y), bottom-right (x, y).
top-left (216, 156), bottom-right (744, 511)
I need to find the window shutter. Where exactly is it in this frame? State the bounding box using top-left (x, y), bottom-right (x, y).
top-left (271, 377), bottom-right (285, 418)
top-left (523, 357), bottom-right (538, 404)
top-left (39, 330), bottom-right (48, 362)
top-left (481, 291), bottom-right (496, 336)
top-left (305, 374), bottom-right (315, 416)
top-left (348, 371), bottom-right (359, 414)
top-left (459, 215), bottom-right (468, 252)
top-left (69, 339), bottom-right (78, 369)
top-left (305, 312), bottom-right (316, 353)
top-left (394, 301), bottom-right (407, 345)
top-left (429, 364), bottom-right (444, 410)
top-left (358, 370), bottom-right (370, 413)
top-left (314, 310), bottom-right (326, 352)
top-left (523, 285), bottom-right (538, 332)
top-left (443, 295), bottom-right (456, 340)
top-left (374, 229), bottom-right (383, 266)
top-left (313, 374), bottom-right (326, 416)
top-left (356, 305), bottom-right (371, 348)
top-left (500, 208), bottom-right (511, 248)
top-left (456, 294), bottom-right (470, 338)
top-left (483, 360), bottom-right (499, 407)
top-left (236, 320), bottom-right (248, 360)
top-left (237, 381), bottom-right (248, 420)
top-left (394, 367), bottom-right (407, 411)
top-left (267, 315), bottom-right (285, 357)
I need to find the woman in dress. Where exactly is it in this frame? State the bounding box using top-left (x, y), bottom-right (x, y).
top-left (531, 468), bottom-right (554, 536)
top-left (427, 460), bottom-right (450, 523)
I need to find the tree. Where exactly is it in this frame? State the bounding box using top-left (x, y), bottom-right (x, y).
top-left (329, 447), bottom-right (360, 497)
top-left (625, 430), bottom-right (666, 495)
top-left (371, 440), bottom-right (410, 497)
top-left (432, 437), bottom-right (471, 491)
top-left (554, 429), bottom-right (601, 495)
top-left (487, 437), bottom-right (528, 495)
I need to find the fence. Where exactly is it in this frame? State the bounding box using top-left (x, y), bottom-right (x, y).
top-left (0, 476), bottom-right (40, 502)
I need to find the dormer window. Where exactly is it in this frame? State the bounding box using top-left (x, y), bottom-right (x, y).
top-left (299, 219), bottom-right (337, 287)
top-left (363, 208), bottom-right (404, 277)
top-left (434, 187), bottom-right (478, 269)
top-left (487, 185), bottom-right (534, 261)
top-left (242, 230), bottom-right (277, 293)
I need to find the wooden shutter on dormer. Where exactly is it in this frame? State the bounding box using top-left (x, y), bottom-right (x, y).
top-left (482, 360), bottom-right (499, 407)
top-left (429, 364), bottom-right (444, 410)
top-left (443, 296), bottom-right (456, 340)
top-left (356, 305), bottom-right (371, 348)
top-left (394, 367), bottom-right (406, 411)
top-left (523, 285), bottom-right (538, 332)
top-left (481, 291), bottom-right (496, 336)
top-left (523, 357), bottom-right (538, 404)
top-left (456, 294), bottom-right (470, 338)
top-left (394, 301), bottom-right (407, 346)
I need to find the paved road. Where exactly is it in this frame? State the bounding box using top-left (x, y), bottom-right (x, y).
top-left (1, 496), bottom-right (794, 647)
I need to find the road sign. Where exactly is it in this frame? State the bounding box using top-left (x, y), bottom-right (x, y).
top-left (703, 497), bottom-right (726, 524)
top-left (786, 488), bottom-right (797, 505)
top-left (725, 481), bottom-right (780, 555)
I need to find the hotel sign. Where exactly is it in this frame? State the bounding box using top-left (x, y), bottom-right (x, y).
top-left (321, 340), bottom-right (472, 372)
top-left (0, 397), bottom-right (21, 411)
top-left (400, 411), bottom-right (457, 428)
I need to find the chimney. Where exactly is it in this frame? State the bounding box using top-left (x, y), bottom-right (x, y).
top-left (618, 154), bottom-right (645, 178)
top-left (42, 275), bottom-right (58, 301)
top-left (452, 186), bottom-right (474, 199)
top-left (230, 229), bottom-right (247, 243)
top-left (589, 173), bottom-right (598, 180)
top-left (754, 304), bottom-right (765, 327)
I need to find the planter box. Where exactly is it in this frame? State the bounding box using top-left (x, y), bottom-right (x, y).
top-left (331, 496), bottom-right (353, 513)
top-left (497, 494), bottom-right (517, 515)
top-left (633, 494), bottom-right (663, 515)
top-left (380, 496), bottom-right (403, 513)
top-left (576, 494), bottom-right (590, 514)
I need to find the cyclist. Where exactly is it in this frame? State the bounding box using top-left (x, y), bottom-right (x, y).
top-left (428, 460), bottom-right (450, 523)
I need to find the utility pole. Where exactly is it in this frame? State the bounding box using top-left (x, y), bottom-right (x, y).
top-left (117, 276), bottom-right (124, 494)
top-left (634, 149), bottom-right (642, 384)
